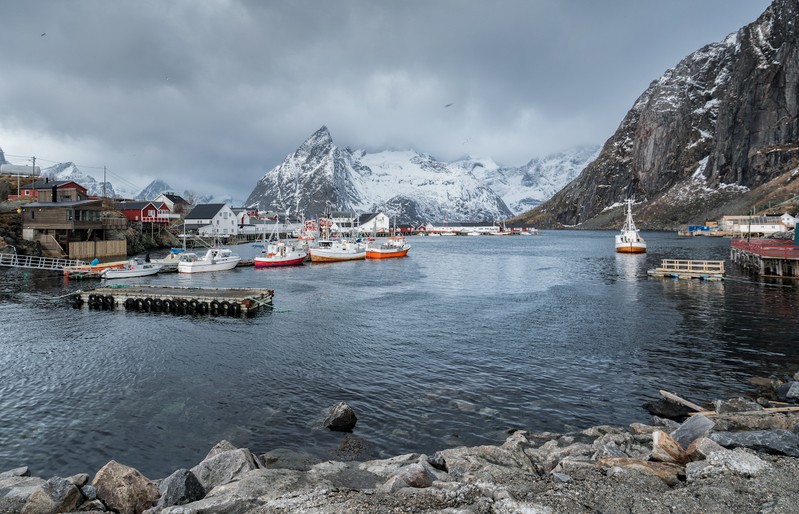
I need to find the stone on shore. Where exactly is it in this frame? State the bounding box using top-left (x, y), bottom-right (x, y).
top-left (92, 460), bottom-right (159, 514)
top-left (685, 448), bottom-right (771, 481)
top-left (323, 401), bottom-right (358, 432)
top-left (189, 446), bottom-right (262, 492)
top-left (710, 429), bottom-right (799, 457)
top-left (20, 476), bottom-right (81, 514)
top-left (154, 468), bottom-right (205, 509)
top-left (670, 413), bottom-right (715, 449)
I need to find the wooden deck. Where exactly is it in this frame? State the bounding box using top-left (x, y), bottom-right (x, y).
top-left (70, 284), bottom-right (273, 316)
top-left (647, 259), bottom-right (725, 280)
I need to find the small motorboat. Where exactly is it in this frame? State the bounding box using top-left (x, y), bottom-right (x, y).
top-left (615, 199), bottom-right (647, 253)
top-left (177, 247), bottom-right (241, 273)
top-left (254, 240), bottom-right (307, 267)
top-left (100, 259), bottom-right (162, 279)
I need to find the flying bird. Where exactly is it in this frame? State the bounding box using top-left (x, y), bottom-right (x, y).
top-left (40, 32), bottom-right (46, 36)
top-left (444, 103), bottom-right (453, 108)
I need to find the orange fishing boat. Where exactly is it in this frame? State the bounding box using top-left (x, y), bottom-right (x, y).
top-left (366, 236), bottom-right (411, 259)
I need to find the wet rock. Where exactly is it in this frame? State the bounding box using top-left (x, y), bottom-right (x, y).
top-left (323, 401), bottom-right (358, 432)
top-left (670, 414), bottom-right (715, 449)
top-left (786, 382), bottom-right (799, 401)
top-left (644, 399), bottom-right (694, 420)
top-left (651, 416), bottom-right (680, 431)
top-left (261, 448), bottom-right (321, 471)
top-left (711, 430), bottom-right (799, 457)
top-left (65, 473), bottom-right (89, 488)
top-left (329, 434), bottom-right (375, 461)
top-left (21, 476), bottom-right (81, 514)
top-left (80, 484), bottom-right (97, 501)
top-left (92, 460), bottom-right (159, 514)
top-left (711, 411), bottom-right (799, 431)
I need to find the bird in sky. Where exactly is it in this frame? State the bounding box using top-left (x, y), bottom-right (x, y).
top-left (444, 103), bottom-right (453, 108)
top-left (40, 32), bottom-right (46, 37)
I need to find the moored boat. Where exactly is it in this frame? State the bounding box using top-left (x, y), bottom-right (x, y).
top-left (309, 239), bottom-right (366, 262)
top-left (366, 236), bottom-right (411, 259)
top-left (615, 199), bottom-right (646, 254)
top-left (254, 240), bottom-right (307, 267)
top-left (100, 259), bottom-right (162, 279)
top-left (177, 247), bottom-right (242, 273)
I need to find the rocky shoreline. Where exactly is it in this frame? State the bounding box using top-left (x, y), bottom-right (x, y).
top-left (3, 375), bottom-right (799, 514)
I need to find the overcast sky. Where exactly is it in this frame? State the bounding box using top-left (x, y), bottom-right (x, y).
top-left (0, 0), bottom-right (771, 201)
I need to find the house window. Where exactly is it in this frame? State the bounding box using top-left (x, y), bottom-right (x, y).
top-left (67, 210), bottom-right (73, 221)
top-left (30, 211), bottom-right (35, 220)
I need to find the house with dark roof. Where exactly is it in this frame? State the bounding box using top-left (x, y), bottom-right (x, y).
top-left (184, 203), bottom-right (238, 237)
top-left (152, 192), bottom-right (191, 215)
top-left (14, 180), bottom-right (89, 202)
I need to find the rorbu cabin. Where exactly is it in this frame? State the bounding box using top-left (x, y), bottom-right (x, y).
top-left (21, 181), bottom-right (127, 260)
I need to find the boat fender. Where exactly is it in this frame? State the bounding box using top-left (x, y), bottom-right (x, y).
top-left (178, 300), bottom-right (189, 313)
top-left (231, 303), bottom-right (241, 316)
top-left (124, 298), bottom-right (136, 310)
top-left (153, 298), bottom-right (164, 312)
top-left (188, 299), bottom-right (198, 311)
top-left (197, 302), bottom-right (209, 314)
top-left (210, 300), bottom-right (220, 312)
top-left (220, 301), bottom-right (230, 314)
top-left (163, 299), bottom-right (173, 313)
top-left (135, 298), bottom-right (145, 310)
top-left (88, 294), bottom-right (98, 304)
top-left (143, 298), bottom-right (153, 311)
top-left (103, 295), bottom-right (114, 309)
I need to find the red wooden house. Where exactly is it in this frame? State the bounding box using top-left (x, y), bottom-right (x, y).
top-left (11, 180), bottom-right (89, 201)
top-left (115, 201), bottom-right (171, 224)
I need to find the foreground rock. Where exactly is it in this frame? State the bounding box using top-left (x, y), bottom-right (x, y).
top-left (3, 386), bottom-right (799, 513)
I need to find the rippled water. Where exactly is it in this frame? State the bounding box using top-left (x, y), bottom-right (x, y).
top-left (1, 231), bottom-right (797, 478)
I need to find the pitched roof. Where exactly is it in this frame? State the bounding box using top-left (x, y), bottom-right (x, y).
top-left (154, 192), bottom-right (189, 204)
top-left (357, 213), bottom-right (380, 224)
top-left (115, 201), bottom-right (154, 210)
top-left (28, 180), bottom-right (86, 190)
top-left (185, 203), bottom-right (226, 219)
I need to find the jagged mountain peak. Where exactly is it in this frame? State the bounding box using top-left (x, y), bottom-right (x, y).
top-left (522, 0), bottom-right (799, 229)
top-left (246, 127), bottom-right (595, 225)
top-left (137, 179), bottom-right (173, 200)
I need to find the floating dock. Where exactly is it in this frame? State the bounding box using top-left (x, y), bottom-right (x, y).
top-left (70, 284), bottom-right (273, 316)
top-left (647, 259), bottom-right (725, 280)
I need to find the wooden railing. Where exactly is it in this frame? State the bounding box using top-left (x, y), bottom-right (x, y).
top-left (730, 238), bottom-right (799, 259)
top-left (655, 259), bottom-right (726, 274)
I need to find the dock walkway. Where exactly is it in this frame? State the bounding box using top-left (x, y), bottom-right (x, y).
top-left (71, 284), bottom-right (274, 317)
top-left (730, 238), bottom-right (799, 277)
top-left (647, 259), bottom-right (725, 280)
top-left (0, 252), bottom-right (86, 271)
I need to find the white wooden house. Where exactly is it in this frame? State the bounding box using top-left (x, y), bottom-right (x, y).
top-left (184, 203), bottom-right (238, 237)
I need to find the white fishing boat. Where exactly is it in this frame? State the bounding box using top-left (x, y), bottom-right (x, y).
top-left (309, 239), bottom-right (366, 262)
top-left (177, 247), bottom-right (241, 273)
top-left (615, 199), bottom-right (646, 254)
top-left (366, 236), bottom-right (411, 259)
top-left (100, 259), bottom-right (162, 279)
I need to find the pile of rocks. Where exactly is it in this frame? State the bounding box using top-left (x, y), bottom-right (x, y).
top-left (2, 389), bottom-right (799, 513)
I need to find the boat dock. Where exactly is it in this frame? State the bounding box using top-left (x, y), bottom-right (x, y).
top-left (730, 238), bottom-right (799, 277)
top-left (63, 258), bottom-right (255, 279)
top-left (647, 259), bottom-right (725, 280)
top-left (71, 284), bottom-right (274, 316)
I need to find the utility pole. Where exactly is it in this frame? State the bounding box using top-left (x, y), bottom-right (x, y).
top-left (103, 166), bottom-right (107, 198)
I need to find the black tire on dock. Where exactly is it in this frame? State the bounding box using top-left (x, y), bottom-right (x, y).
top-left (210, 300), bottom-right (220, 314)
top-left (230, 302), bottom-right (241, 317)
top-left (144, 298), bottom-right (153, 311)
top-left (103, 295), bottom-right (114, 309)
top-left (163, 299), bottom-right (173, 313)
top-left (88, 294), bottom-right (97, 304)
top-left (135, 298), bottom-right (145, 311)
top-left (153, 298), bottom-right (163, 312)
top-left (125, 298), bottom-right (135, 310)
top-left (219, 301), bottom-right (230, 314)
top-left (197, 302), bottom-right (209, 314)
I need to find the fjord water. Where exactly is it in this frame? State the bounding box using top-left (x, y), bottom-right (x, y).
top-left (1, 231), bottom-right (797, 478)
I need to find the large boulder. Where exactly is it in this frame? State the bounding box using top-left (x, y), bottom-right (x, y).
top-left (20, 477), bottom-right (81, 514)
top-left (190, 447), bottom-right (262, 492)
top-left (92, 460), bottom-right (159, 514)
top-left (155, 468), bottom-right (205, 509)
top-left (323, 402), bottom-right (358, 432)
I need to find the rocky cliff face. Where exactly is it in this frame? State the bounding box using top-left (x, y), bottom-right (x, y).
top-left (522, 0), bottom-right (799, 229)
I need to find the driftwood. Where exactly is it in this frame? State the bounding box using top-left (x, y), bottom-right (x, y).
top-left (689, 406), bottom-right (799, 417)
top-left (659, 390), bottom-right (704, 412)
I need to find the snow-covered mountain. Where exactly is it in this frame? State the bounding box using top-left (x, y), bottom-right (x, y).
top-left (245, 127), bottom-right (596, 225)
top-left (136, 179), bottom-right (173, 200)
top-left (40, 162), bottom-right (117, 199)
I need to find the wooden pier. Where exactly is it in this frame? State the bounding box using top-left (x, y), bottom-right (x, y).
top-left (70, 284), bottom-right (273, 316)
top-left (647, 259), bottom-right (725, 280)
top-left (730, 238), bottom-right (799, 277)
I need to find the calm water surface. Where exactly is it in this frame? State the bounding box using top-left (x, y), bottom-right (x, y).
top-left (1, 231), bottom-right (797, 478)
